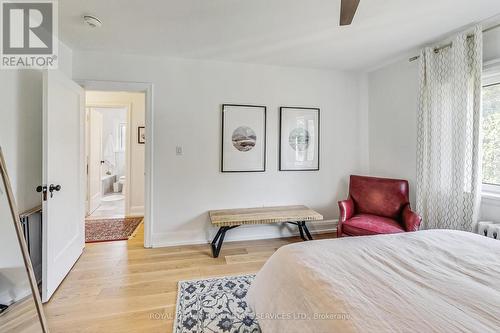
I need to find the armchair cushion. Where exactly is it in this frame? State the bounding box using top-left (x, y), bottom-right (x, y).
top-left (342, 214), bottom-right (405, 236)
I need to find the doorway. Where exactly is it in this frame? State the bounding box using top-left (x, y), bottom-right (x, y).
top-left (40, 73), bottom-right (153, 302)
top-left (84, 91), bottom-right (146, 243)
top-left (77, 80), bottom-right (154, 248)
top-left (86, 106), bottom-right (128, 218)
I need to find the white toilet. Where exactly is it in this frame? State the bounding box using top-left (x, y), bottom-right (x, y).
top-left (119, 176), bottom-right (126, 193)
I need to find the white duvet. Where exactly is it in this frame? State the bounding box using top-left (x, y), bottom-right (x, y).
top-left (247, 230), bottom-right (500, 333)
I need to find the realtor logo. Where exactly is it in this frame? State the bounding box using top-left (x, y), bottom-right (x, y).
top-left (1, 0), bottom-right (58, 69)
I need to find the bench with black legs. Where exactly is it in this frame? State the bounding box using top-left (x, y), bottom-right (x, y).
top-left (208, 205), bottom-right (323, 258)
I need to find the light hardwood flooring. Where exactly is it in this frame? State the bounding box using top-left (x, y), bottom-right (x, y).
top-left (44, 225), bottom-right (335, 333)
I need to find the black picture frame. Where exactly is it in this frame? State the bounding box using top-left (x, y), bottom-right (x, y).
top-left (279, 106), bottom-right (320, 171)
top-left (221, 104), bottom-right (267, 173)
top-left (138, 126), bottom-right (145, 144)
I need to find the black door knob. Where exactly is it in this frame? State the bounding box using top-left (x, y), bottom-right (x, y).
top-left (48, 184), bottom-right (61, 198)
top-left (50, 184), bottom-right (61, 192)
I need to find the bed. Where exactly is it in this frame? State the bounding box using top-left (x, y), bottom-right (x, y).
top-left (247, 230), bottom-right (500, 332)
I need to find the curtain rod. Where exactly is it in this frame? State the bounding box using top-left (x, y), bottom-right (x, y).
top-left (408, 23), bottom-right (500, 62)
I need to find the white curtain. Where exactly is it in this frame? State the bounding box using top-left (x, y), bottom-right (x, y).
top-left (416, 26), bottom-right (483, 231)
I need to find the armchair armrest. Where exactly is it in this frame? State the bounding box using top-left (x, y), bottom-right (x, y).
top-left (337, 198), bottom-right (355, 237)
top-left (402, 204), bottom-right (422, 232)
top-left (338, 198), bottom-right (355, 223)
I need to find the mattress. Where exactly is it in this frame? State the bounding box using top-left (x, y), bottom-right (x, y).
top-left (247, 230), bottom-right (500, 332)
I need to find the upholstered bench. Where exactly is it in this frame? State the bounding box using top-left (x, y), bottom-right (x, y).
top-left (208, 205), bottom-right (323, 257)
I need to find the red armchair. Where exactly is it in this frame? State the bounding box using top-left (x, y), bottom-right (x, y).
top-left (337, 175), bottom-right (421, 237)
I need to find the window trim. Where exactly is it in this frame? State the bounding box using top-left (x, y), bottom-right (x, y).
top-left (481, 72), bottom-right (500, 200)
top-left (482, 184), bottom-right (500, 207)
top-left (483, 71), bottom-right (500, 86)
top-left (483, 183), bottom-right (500, 194)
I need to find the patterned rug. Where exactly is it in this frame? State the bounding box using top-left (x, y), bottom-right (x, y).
top-left (174, 274), bottom-right (261, 333)
top-left (85, 217), bottom-right (143, 243)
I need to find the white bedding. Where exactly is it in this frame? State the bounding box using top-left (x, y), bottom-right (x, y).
top-left (248, 230), bottom-right (500, 333)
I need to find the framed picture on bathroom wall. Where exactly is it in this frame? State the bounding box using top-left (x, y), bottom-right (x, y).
top-left (138, 126), bottom-right (145, 144)
top-left (279, 107), bottom-right (320, 171)
top-left (221, 104), bottom-right (266, 172)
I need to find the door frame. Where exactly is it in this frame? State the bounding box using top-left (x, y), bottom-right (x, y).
top-left (86, 103), bottom-right (132, 216)
top-left (77, 80), bottom-right (154, 248)
top-left (86, 107), bottom-right (105, 216)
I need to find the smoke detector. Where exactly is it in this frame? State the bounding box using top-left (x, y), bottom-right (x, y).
top-left (83, 15), bottom-right (102, 28)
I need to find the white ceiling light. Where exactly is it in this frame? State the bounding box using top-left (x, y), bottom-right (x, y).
top-left (83, 15), bottom-right (102, 28)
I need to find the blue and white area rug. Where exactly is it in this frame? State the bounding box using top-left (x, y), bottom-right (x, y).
top-left (173, 274), bottom-right (261, 332)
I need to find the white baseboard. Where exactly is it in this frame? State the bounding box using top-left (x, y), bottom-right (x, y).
top-left (151, 219), bottom-right (338, 248)
top-left (0, 285), bottom-right (32, 306)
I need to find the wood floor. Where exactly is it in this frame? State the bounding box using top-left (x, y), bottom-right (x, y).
top-left (43, 224), bottom-right (335, 333)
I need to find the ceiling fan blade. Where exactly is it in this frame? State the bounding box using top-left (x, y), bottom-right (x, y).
top-left (340, 0), bottom-right (360, 26)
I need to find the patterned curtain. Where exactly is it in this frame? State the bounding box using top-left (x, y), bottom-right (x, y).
top-left (416, 26), bottom-right (483, 231)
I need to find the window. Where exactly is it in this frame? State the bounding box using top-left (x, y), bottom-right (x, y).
top-left (482, 81), bottom-right (500, 188)
top-left (117, 123), bottom-right (126, 152)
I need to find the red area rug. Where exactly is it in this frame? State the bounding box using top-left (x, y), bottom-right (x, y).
top-left (85, 217), bottom-right (143, 243)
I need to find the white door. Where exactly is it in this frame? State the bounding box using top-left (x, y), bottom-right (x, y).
top-left (42, 70), bottom-right (85, 302)
top-left (88, 109), bottom-right (103, 214)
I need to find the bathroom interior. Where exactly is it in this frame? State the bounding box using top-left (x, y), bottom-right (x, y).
top-left (87, 106), bottom-right (128, 218)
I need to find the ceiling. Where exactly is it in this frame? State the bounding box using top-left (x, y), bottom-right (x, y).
top-left (59, 0), bottom-right (500, 70)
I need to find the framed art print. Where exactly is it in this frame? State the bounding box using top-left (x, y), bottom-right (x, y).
top-left (221, 104), bottom-right (266, 172)
top-left (138, 126), bottom-right (145, 144)
top-left (279, 107), bottom-right (320, 171)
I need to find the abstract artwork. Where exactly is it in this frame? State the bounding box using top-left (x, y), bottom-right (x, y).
top-left (221, 104), bottom-right (266, 172)
top-left (280, 107), bottom-right (320, 171)
top-left (232, 126), bottom-right (257, 152)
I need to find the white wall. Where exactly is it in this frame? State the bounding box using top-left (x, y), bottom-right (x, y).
top-left (367, 28), bottom-right (500, 222)
top-left (0, 41), bottom-right (73, 213)
top-left (73, 52), bottom-right (368, 246)
top-left (0, 70), bottom-right (43, 213)
top-left (86, 92), bottom-right (146, 215)
top-left (368, 60), bottom-right (419, 207)
top-left (58, 41), bottom-right (73, 79)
